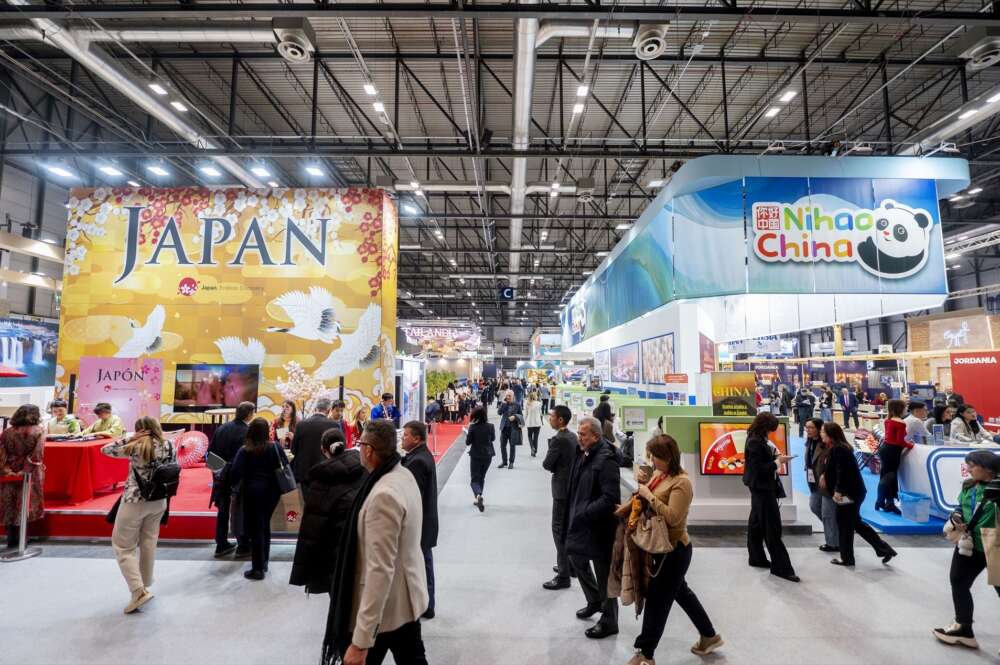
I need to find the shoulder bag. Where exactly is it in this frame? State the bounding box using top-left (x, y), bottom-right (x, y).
top-left (630, 476), bottom-right (675, 554)
top-left (274, 444), bottom-right (297, 494)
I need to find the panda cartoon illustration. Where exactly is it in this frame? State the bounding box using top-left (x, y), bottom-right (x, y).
top-left (856, 199), bottom-right (933, 279)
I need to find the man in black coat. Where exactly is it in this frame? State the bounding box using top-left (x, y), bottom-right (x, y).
top-left (542, 404), bottom-right (578, 591)
top-left (208, 401), bottom-right (255, 558)
top-left (497, 391), bottom-right (523, 469)
top-left (401, 420), bottom-right (439, 619)
top-left (290, 398), bottom-right (341, 489)
top-left (565, 416), bottom-right (621, 639)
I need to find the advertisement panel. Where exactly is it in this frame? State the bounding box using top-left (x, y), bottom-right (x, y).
top-left (673, 180), bottom-right (747, 298)
top-left (0, 316), bottom-right (59, 388)
top-left (928, 315), bottom-right (993, 351)
top-left (610, 343), bottom-right (640, 383)
top-left (951, 351), bottom-right (1000, 422)
top-left (57, 187), bottom-right (398, 419)
top-left (699, 422), bottom-right (788, 476)
top-left (76, 357), bottom-right (163, 429)
top-left (711, 371), bottom-right (757, 416)
top-left (699, 333), bottom-right (716, 373)
top-left (593, 349), bottom-right (611, 382)
top-left (833, 360), bottom-right (867, 389)
top-left (641, 333), bottom-right (674, 384)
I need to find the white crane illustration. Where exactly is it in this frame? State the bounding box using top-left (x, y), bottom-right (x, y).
top-left (214, 337), bottom-right (266, 366)
top-left (266, 287), bottom-right (341, 343)
top-left (114, 305), bottom-right (166, 358)
top-left (314, 304), bottom-right (382, 380)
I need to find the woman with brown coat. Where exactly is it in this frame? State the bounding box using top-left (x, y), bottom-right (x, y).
top-left (623, 435), bottom-right (724, 665)
top-left (0, 404), bottom-right (44, 550)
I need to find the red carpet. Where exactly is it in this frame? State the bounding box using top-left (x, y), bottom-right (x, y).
top-left (30, 426), bottom-right (467, 541)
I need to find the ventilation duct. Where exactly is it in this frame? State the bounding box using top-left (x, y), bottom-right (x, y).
top-left (535, 21), bottom-right (636, 49)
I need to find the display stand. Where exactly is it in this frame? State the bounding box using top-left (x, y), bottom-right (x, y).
top-left (2, 469), bottom-right (43, 563)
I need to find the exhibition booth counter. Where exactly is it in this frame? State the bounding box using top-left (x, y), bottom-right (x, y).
top-left (900, 442), bottom-right (1000, 520)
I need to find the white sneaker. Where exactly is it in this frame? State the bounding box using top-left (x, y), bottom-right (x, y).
top-left (932, 622), bottom-right (978, 649)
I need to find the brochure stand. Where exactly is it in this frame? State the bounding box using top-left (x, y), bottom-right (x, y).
top-left (2, 469), bottom-right (43, 563)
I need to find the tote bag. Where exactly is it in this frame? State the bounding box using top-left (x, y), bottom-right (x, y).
top-left (274, 444), bottom-right (297, 494)
top-left (630, 508), bottom-right (674, 555)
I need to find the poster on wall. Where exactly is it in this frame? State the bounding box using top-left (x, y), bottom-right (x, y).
top-left (710, 371), bottom-right (757, 416)
top-left (56, 187), bottom-right (398, 421)
top-left (951, 351), bottom-right (1000, 423)
top-left (76, 357), bottom-right (163, 429)
top-left (928, 315), bottom-right (993, 351)
top-left (778, 363), bottom-right (802, 387)
top-left (623, 407), bottom-right (646, 430)
top-left (699, 333), bottom-right (716, 373)
top-left (610, 343), bottom-right (640, 383)
top-left (0, 317), bottom-right (59, 388)
top-left (699, 422), bottom-right (789, 476)
top-left (593, 349), bottom-right (611, 382)
top-left (833, 360), bottom-right (867, 389)
top-left (641, 333), bottom-right (674, 384)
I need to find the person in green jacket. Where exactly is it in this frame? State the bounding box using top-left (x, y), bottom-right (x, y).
top-left (933, 450), bottom-right (1000, 650)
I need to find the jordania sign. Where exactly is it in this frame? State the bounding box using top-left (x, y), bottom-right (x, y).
top-left (752, 198), bottom-right (934, 279)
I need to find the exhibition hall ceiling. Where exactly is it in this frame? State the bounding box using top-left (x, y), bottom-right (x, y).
top-left (3, 1), bottom-right (1000, 329)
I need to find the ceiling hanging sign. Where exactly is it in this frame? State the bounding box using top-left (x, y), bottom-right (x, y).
top-left (499, 286), bottom-right (516, 301)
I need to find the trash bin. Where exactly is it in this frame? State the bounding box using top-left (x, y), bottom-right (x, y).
top-left (898, 491), bottom-right (931, 523)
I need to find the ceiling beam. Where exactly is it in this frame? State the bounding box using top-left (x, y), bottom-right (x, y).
top-left (6, 4), bottom-right (1000, 27)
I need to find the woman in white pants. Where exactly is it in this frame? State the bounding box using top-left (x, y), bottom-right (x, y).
top-left (101, 417), bottom-right (175, 614)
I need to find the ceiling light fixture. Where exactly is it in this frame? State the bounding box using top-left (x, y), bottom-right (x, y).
top-left (582, 270), bottom-right (593, 275)
top-left (572, 102), bottom-right (585, 114)
top-left (45, 164), bottom-right (74, 178)
top-left (576, 85), bottom-right (589, 97)
top-left (950, 195), bottom-right (965, 202)
top-left (779, 90), bottom-right (797, 102)
top-left (200, 165), bottom-right (222, 177)
top-left (968, 187), bottom-right (983, 195)
top-left (764, 106), bottom-right (781, 118)
top-left (364, 83), bottom-right (378, 96)
top-left (146, 165), bottom-right (169, 177)
top-left (251, 165), bottom-right (270, 178)
top-left (170, 101), bottom-right (188, 112)
top-left (550, 190), bottom-right (558, 198)
top-left (305, 165), bottom-right (324, 176)
top-left (99, 165), bottom-right (123, 177)
top-left (615, 223), bottom-right (633, 230)
top-left (647, 179), bottom-right (664, 188)
top-left (404, 204), bottom-right (418, 214)
top-left (267, 180), bottom-right (279, 188)
top-left (127, 180), bottom-right (140, 187)
top-left (373, 101), bottom-right (386, 114)
top-left (148, 83), bottom-right (167, 96)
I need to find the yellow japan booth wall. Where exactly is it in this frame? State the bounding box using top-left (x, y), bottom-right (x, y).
top-left (56, 187), bottom-right (398, 421)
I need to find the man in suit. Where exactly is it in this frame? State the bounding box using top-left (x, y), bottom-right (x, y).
top-left (542, 404), bottom-right (577, 590)
top-left (343, 420), bottom-right (428, 665)
top-left (565, 416), bottom-right (621, 639)
top-left (838, 387), bottom-right (859, 429)
top-left (371, 392), bottom-right (402, 428)
top-left (944, 387), bottom-right (965, 406)
top-left (401, 420), bottom-right (439, 620)
top-left (291, 398), bottom-right (341, 489)
top-left (208, 401), bottom-right (255, 558)
top-left (497, 391), bottom-right (523, 469)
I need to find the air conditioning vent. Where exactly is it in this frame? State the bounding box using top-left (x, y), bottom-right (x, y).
top-left (954, 27), bottom-right (1000, 72)
top-left (633, 24), bottom-right (670, 61)
top-left (272, 18), bottom-right (316, 64)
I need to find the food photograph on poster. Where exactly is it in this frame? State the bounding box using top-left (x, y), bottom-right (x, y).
top-left (56, 187), bottom-right (398, 421)
top-left (699, 422), bottom-right (789, 476)
top-left (641, 333), bottom-right (674, 384)
top-left (610, 342), bottom-right (640, 383)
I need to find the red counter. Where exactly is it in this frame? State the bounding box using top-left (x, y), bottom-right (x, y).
top-left (43, 438), bottom-right (129, 505)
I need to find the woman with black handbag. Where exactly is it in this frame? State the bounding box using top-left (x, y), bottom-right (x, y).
top-left (230, 417), bottom-right (292, 580)
top-left (100, 416), bottom-right (175, 614)
top-left (625, 435), bottom-right (723, 664)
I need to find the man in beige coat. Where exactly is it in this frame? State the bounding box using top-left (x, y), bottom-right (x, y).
top-left (343, 419), bottom-right (429, 665)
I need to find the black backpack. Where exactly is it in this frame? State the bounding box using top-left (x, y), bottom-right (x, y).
top-left (619, 433), bottom-right (635, 468)
top-left (133, 457), bottom-right (181, 501)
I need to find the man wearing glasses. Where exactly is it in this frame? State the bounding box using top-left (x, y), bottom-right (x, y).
top-left (328, 420), bottom-right (429, 665)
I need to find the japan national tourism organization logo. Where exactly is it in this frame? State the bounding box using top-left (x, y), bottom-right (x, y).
top-left (752, 198), bottom-right (934, 279)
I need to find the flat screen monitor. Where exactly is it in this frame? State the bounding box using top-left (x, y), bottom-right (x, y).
top-left (698, 422), bottom-right (788, 476)
top-left (173, 363), bottom-right (260, 412)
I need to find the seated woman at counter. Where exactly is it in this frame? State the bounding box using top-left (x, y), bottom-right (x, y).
top-left (926, 404), bottom-right (957, 438)
top-left (950, 405), bottom-right (996, 446)
top-left (80, 402), bottom-right (125, 439)
top-left (875, 399), bottom-right (913, 515)
top-left (871, 392), bottom-right (888, 408)
top-left (45, 400), bottom-right (80, 436)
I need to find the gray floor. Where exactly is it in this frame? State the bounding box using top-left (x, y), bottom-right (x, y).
top-left (2, 413), bottom-right (999, 665)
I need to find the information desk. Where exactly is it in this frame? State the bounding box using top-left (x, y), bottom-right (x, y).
top-left (898, 442), bottom-right (1000, 520)
top-left (43, 436), bottom-right (128, 505)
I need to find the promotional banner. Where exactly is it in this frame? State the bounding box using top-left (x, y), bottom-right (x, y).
top-left (397, 322), bottom-right (480, 357)
top-left (951, 351), bottom-right (1000, 422)
top-left (833, 360), bottom-right (867, 389)
top-left (76, 357), bottom-right (163, 429)
top-left (593, 349), bottom-right (611, 382)
top-left (699, 333), bottom-right (716, 373)
top-left (711, 371), bottom-right (757, 416)
top-left (610, 343), bottom-right (640, 383)
top-left (928, 314), bottom-right (993, 351)
top-left (57, 187), bottom-right (398, 419)
top-left (0, 316), bottom-right (59, 388)
top-left (641, 333), bottom-right (674, 384)
top-left (563, 174), bottom-right (946, 346)
top-left (699, 422), bottom-right (788, 476)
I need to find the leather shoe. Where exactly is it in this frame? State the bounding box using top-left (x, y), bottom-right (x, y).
top-left (818, 544), bottom-right (838, 553)
top-left (542, 576), bottom-right (570, 590)
top-left (576, 603), bottom-right (601, 619)
top-left (830, 559), bottom-right (854, 567)
top-left (882, 551), bottom-right (897, 564)
top-left (771, 571), bottom-right (800, 583)
top-left (497, 463), bottom-right (507, 469)
top-left (748, 560), bottom-right (771, 569)
top-left (585, 623), bottom-right (619, 639)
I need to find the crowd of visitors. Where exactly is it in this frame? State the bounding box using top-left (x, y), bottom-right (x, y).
top-left (1, 372), bottom-right (998, 665)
